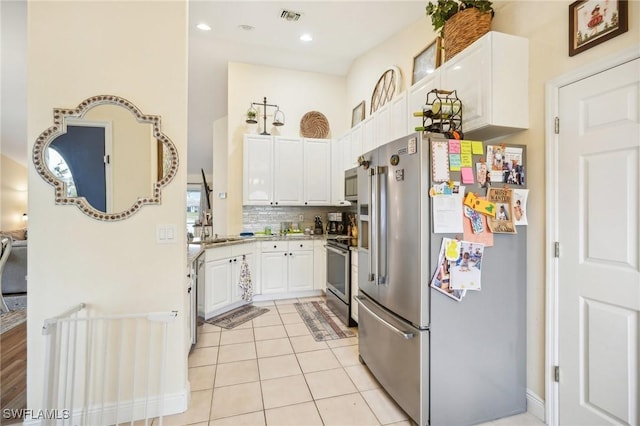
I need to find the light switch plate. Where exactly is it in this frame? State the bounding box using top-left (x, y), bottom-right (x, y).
top-left (157, 224), bottom-right (177, 244)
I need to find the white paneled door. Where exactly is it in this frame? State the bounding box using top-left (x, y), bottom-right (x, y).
top-left (558, 58), bottom-right (640, 425)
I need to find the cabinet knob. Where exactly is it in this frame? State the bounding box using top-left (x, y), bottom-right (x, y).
top-left (274, 245), bottom-right (277, 248)
top-left (284, 253), bottom-right (288, 256)
top-left (275, 202), bottom-right (279, 205)
top-left (304, 202), bottom-right (308, 205)
top-left (300, 244), bottom-right (303, 247)
top-left (229, 259), bottom-right (232, 263)
top-left (270, 202), bottom-right (273, 205)
top-left (234, 258), bottom-right (237, 262)
top-left (289, 252), bottom-right (293, 256)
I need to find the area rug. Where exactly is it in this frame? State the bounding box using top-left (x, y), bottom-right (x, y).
top-left (1, 308), bottom-right (27, 334)
top-left (203, 304), bottom-right (269, 329)
top-left (4, 295), bottom-right (27, 311)
top-left (294, 301), bottom-right (356, 341)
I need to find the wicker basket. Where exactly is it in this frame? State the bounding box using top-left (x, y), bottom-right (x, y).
top-left (443, 7), bottom-right (492, 62)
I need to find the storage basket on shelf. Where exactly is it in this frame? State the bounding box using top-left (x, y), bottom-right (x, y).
top-left (443, 7), bottom-right (492, 61)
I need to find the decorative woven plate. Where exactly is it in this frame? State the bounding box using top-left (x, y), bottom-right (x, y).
top-left (300, 111), bottom-right (330, 138)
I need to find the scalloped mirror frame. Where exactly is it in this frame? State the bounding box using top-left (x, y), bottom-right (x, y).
top-left (32, 95), bottom-right (179, 221)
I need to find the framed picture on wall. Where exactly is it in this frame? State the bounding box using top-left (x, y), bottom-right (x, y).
top-left (351, 101), bottom-right (365, 127)
top-left (412, 37), bottom-right (442, 84)
top-left (569, 0), bottom-right (628, 56)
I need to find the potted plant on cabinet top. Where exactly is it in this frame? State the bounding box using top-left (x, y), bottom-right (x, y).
top-left (425, 0), bottom-right (494, 61)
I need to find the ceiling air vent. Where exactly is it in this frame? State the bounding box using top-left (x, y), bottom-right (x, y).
top-left (280, 9), bottom-right (301, 22)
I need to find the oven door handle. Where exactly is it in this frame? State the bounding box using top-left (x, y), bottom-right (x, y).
top-left (327, 245), bottom-right (349, 256)
top-left (355, 296), bottom-right (415, 340)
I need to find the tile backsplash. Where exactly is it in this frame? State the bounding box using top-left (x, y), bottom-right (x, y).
top-left (242, 205), bottom-right (356, 234)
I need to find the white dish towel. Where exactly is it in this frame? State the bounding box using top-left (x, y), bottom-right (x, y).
top-left (238, 256), bottom-right (253, 302)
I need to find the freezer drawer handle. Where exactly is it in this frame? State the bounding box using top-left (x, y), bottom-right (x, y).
top-left (355, 296), bottom-right (414, 340)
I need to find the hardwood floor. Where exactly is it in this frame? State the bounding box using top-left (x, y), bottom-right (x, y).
top-left (1, 320), bottom-right (26, 424)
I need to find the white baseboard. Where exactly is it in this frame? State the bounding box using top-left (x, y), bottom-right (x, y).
top-left (22, 388), bottom-right (189, 426)
top-left (526, 389), bottom-right (546, 423)
top-left (253, 290), bottom-right (323, 301)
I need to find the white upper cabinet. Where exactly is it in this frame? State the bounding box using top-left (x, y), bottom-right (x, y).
top-left (389, 91), bottom-right (408, 141)
top-left (349, 123), bottom-right (363, 168)
top-left (440, 31), bottom-right (529, 139)
top-left (330, 135), bottom-right (351, 206)
top-left (243, 135), bottom-right (273, 205)
top-left (303, 138), bottom-right (331, 205)
top-left (362, 115), bottom-right (376, 153)
top-left (274, 137), bottom-right (304, 205)
top-left (243, 135), bottom-right (331, 206)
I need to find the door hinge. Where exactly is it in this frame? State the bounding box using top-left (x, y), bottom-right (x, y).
top-left (554, 242), bottom-right (560, 258)
top-left (554, 117), bottom-right (560, 134)
top-left (104, 154), bottom-right (110, 164)
top-left (554, 365), bottom-right (560, 382)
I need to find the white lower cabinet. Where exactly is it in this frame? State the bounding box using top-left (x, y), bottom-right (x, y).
top-left (260, 240), bottom-right (314, 295)
top-left (313, 239), bottom-right (327, 292)
top-left (203, 243), bottom-right (255, 319)
top-left (351, 251), bottom-right (358, 322)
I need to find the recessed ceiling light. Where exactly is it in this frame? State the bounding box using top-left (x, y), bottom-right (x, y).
top-left (239, 24), bottom-right (255, 31)
top-left (196, 23), bottom-right (211, 31)
top-left (300, 33), bottom-right (313, 42)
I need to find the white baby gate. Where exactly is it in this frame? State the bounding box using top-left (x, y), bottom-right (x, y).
top-left (41, 303), bottom-right (178, 426)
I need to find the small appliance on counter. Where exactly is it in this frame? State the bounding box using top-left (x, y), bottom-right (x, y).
top-left (327, 212), bottom-right (347, 235)
top-left (314, 216), bottom-right (324, 234)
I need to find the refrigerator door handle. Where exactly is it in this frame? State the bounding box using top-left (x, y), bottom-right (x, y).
top-left (356, 296), bottom-right (415, 340)
top-left (368, 167), bottom-right (376, 283)
top-left (377, 166), bottom-right (387, 285)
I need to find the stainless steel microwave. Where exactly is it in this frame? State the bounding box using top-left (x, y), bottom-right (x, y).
top-left (344, 167), bottom-right (358, 201)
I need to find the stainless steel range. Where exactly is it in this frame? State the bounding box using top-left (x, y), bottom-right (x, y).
top-left (325, 236), bottom-right (356, 327)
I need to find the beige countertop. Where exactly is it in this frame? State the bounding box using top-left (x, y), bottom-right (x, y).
top-left (187, 234), bottom-right (330, 263)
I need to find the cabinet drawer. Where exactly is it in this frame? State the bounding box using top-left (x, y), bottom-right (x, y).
top-left (232, 242), bottom-right (255, 256)
top-left (289, 240), bottom-right (313, 251)
top-left (260, 241), bottom-right (287, 252)
top-left (205, 246), bottom-right (232, 262)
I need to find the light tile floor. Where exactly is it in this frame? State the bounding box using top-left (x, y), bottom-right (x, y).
top-left (158, 297), bottom-right (545, 426)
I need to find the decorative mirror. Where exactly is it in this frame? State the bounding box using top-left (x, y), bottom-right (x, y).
top-left (33, 95), bottom-right (178, 221)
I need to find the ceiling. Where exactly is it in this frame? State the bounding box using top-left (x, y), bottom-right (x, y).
top-left (1, 1), bottom-right (427, 176)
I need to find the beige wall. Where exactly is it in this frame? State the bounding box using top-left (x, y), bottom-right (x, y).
top-left (345, 0), bottom-right (640, 402)
top-left (27, 0), bottom-right (188, 416)
top-left (0, 154), bottom-right (28, 231)
top-left (225, 62), bottom-right (347, 233)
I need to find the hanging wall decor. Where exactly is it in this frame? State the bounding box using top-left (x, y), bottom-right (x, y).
top-left (569, 0), bottom-right (628, 56)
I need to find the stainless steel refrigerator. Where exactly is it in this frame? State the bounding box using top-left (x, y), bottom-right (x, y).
top-left (356, 132), bottom-right (526, 426)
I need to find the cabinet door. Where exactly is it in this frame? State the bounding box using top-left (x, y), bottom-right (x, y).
top-left (274, 137), bottom-right (304, 205)
top-left (205, 259), bottom-right (232, 314)
top-left (362, 115), bottom-right (376, 153)
top-left (231, 253), bottom-right (254, 302)
top-left (349, 124), bottom-right (363, 168)
top-left (313, 240), bottom-right (327, 291)
top-left (389, 91), bottom-right (408, 141)
top-left (440, 35), bottom-right (489, 133)
top-left (330, 136), bottom-right (350, 206)
top-left (261, 251), bottom-right (288, 294)
top-left (288, 249), bottom-right (314, 292)
top-left (407, 72), bottom-right (440, 135)
top-left (303, 138), bottom-right (331, 205)
top-left (377, 104), bottom-right (392, 148)
top-left (243, 135), bottom-right (274, 205)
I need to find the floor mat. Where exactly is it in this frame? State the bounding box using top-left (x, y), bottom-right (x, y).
top-left (295, 301), bottom-right (356, 341)
top-left (1, 308), bottom-right (26, 334)
top-left (203, 304), bottom-right (269, 329)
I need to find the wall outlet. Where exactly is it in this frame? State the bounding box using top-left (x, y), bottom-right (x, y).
top-left (298, 214), bottom-right (304, 222)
